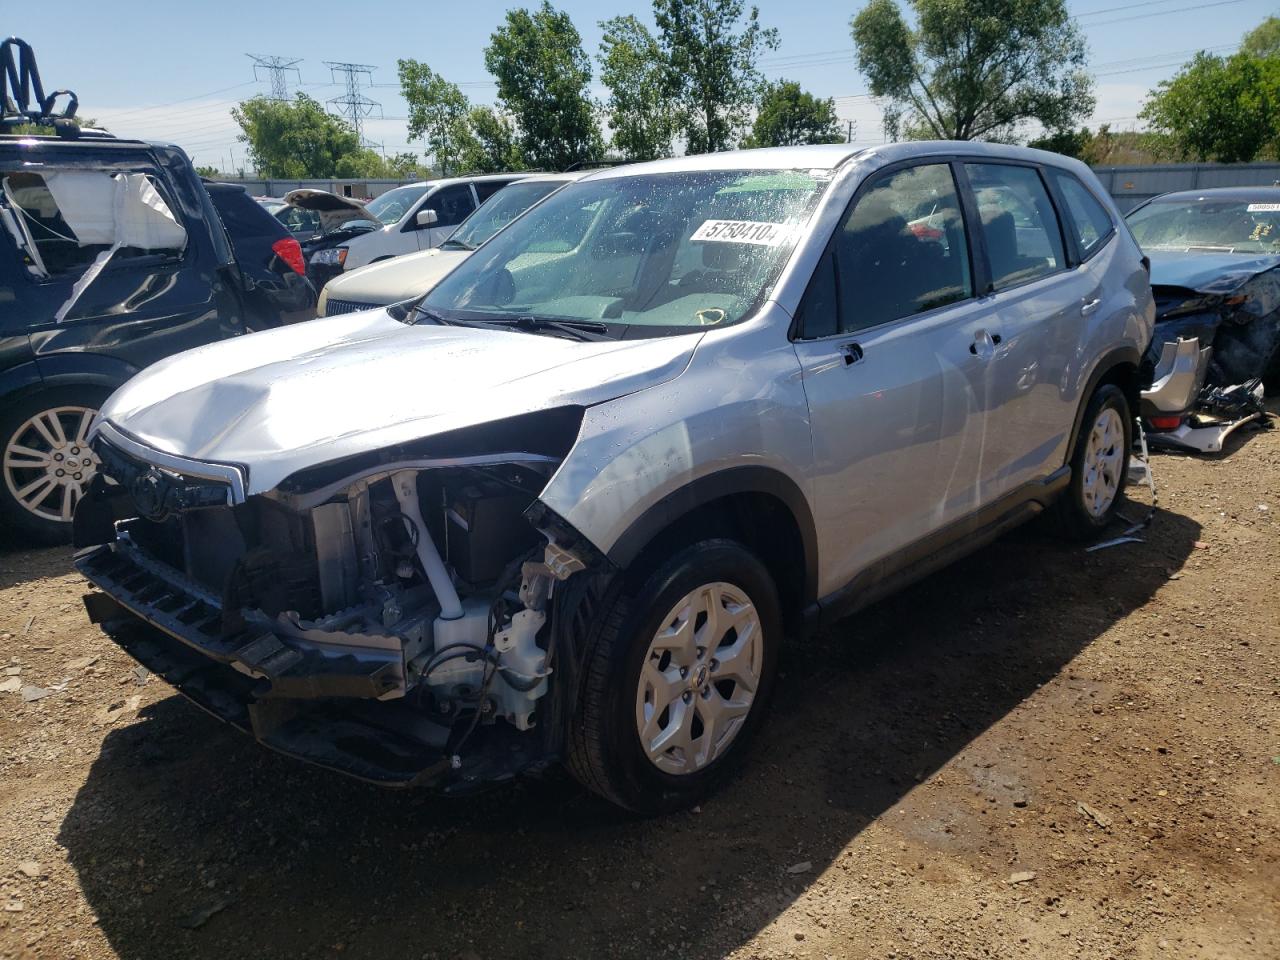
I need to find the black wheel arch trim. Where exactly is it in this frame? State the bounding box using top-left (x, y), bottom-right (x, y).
top-left (604, 465), bottom-right (820, 606)
top-left (1067, 345), bottom-right (1141, 458)
top-left (0, 356), bottom-right (130, 410)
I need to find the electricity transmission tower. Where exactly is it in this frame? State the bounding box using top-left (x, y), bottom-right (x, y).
top-left (246, 54), bottom-right (301, 101)
top-left (324, 61), bottom-right (382, 146)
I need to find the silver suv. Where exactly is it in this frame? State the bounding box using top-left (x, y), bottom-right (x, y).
top-left (74, 142), bottom-right (1153, 812)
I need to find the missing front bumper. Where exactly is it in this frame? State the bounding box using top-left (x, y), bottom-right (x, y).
top-left (77, 545), bottom-right (551, 789)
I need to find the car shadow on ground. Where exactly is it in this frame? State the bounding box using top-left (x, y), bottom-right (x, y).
top-left (0, 540), bottom-right (74, 590)
top-left (57, 507), bottom-right (1201, 960)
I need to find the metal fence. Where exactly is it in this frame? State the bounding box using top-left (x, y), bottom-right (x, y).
top-left (1091, 163), bottom-right (1280, 212)
top-left (222, 162), bottom-right (1280, 209)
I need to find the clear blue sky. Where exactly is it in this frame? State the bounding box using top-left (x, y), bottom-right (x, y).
top-left (6, 0), bottom-right (1273, 172)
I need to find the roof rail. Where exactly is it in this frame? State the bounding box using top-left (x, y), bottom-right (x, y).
top-left (1, 36), bottom-right (84, 136)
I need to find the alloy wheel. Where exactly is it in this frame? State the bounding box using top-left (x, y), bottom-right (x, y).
top-left (1081, 406), bottom-right (1124, 518)
top-left (3, 405), bottom-right (99, 523)
top-left (635, 582), bottom-right (763, 776)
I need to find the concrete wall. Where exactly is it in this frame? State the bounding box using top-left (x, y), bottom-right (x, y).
top-left (1091, 163), bottom-right (1280, 212)
top-left (231, 178), bottom-right (418, 199)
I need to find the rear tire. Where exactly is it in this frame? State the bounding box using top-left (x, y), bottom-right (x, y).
top-left (1049, 383), bottom-right (1132, 540)
top-left (0, 386), bottom-right (110, 545)
top-left (566, 539), bottom-right (781, 814)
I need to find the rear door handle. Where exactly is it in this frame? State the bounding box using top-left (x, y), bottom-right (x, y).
top-left (840, 341), bottom-right (864, 366)
top-left (1081, 297), bottom-right (1102, 316)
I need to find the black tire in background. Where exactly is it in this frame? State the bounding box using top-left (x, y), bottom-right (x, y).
top-left (1049, 383), bottom-right (1132, 540)
top-left (0, 386), bottom-right (111, 545)
top-left (566, 539), bottom-right (782, 814)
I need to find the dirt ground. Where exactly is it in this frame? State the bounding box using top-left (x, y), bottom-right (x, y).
top-left (1, 415), bottom-right (1277, 960)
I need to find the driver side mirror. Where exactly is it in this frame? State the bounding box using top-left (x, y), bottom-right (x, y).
top-left (415, 208), bottom-right (439, 228)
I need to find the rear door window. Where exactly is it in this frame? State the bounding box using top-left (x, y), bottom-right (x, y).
top-left (823, 162), bottom-right (973, 334)
top-left (426, 184), bottom-right (477, 228)
top-left (473, 179), bottom-right (511, 203)
top-left (965, 163), bottom-right (1066, 291)
top-left (1047, 170), bottom-right (1115, 259)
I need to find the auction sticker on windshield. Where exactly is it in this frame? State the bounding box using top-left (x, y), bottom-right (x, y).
top-left (1247, 203), bottom-right (1280, 212)
top-left (691, 220), bottom-right (796, 245)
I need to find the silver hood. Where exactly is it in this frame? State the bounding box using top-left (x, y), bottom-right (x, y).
top-left (97, 310), bottom-right (702, 495)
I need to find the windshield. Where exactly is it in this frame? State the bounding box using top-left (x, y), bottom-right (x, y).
top-left (421, 169), bottom-right (827, 334)
top-left (365, 184), bottom-right (430, 225)
top-left (1126, 197), bottom-right (1280, 254)
top-left (446, 180), bottom-right (562, 249)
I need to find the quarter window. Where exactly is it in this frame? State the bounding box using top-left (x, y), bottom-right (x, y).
top-left (827, 162), bottom-right (973, 334)
top-left (1048, 170), bottom-right (1114, 258)
top-left (966, 163), bottom-right (1065, 291)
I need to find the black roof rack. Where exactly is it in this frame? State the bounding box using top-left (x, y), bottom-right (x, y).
top-left (1, 36), bottom-right (109, 139)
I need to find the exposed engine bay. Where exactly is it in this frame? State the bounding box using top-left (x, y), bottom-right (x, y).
top-left (73, 417), bottom-right (597, 789)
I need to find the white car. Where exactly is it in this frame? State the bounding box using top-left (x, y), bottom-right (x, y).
top-left (314, 173), bottom-right (528, 274)
top-left (317, 172), bottom-right (588, 317)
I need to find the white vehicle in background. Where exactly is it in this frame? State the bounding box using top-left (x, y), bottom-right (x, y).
top-left (313, 173), bottom-right (528, 275)
top-left (317, 172), bottom-right (588, 317)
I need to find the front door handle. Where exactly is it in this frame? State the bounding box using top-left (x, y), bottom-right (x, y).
top-left (969, 329), bottom-right (1000, 359)
top-left (840, 341), bottom-right (864, 366)
top-left (1081, 297), bottom-right (1102, 316)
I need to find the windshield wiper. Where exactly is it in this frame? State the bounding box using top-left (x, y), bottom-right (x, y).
top-left (458, 315), bottom-right (614, 342)
top-left (439, 238), bottom-right (476, 251)
top-left (405, 304), bottom-right (456, 327)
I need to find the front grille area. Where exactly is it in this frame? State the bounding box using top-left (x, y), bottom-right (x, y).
top-left (95, 436), bottom-right (233, 522)
top-left (324, 297), bottom-right (383, 316)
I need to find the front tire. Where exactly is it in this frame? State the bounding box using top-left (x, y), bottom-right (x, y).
top-left (0, 387), bottom-right (109, 545)
top-left (1049, 383), bottom-right (1132, 539)
top-left (566, 539), bottom-right (781, 814)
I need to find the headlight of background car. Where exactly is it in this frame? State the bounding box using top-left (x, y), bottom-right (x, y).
top-left (311, 247), bottom-right (348, 267)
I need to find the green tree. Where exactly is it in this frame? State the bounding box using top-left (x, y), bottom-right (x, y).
top-left (332, 149), bottom-right (414, 179)
top-left (458, 106), bottom-right (523, 173)
top-left (597, 15), bottom-right (681, 160)
top-left (194, 164), bottom-right (222, 178)
top-left (399, 59), bottom-right (472, 176)
top-left (653, 0), bottom-right (780, 153)
top-left (1242, 15), bottom-right (1280, 59)
top-left (1139, 23), bottom-right (1280, 163)
top-left (231, 93), bottom-right (358, 178)
top-left (742, 81), bottom-right (843, 147)
top-left (484, 2), bottom-right (602, 170)
top-left (851, 0), bottom-right (1093, 142)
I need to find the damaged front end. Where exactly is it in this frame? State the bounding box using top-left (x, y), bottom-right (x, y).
top-left (1138, 258), bottom-right (1279, 451)
top-left (74, 410), bottom-right (602, 790)
top-left (1140, 337), bottom-right (1270, 454)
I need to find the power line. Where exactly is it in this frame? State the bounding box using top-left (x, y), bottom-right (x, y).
top-left (324, 61), bottom-right (382, 146)
top-left (247, 53), bottom-right (302, 101)
top-left (1084, 0), bottom-right (1246, 26)
top-left (92, 81), bottom-right (256, 124)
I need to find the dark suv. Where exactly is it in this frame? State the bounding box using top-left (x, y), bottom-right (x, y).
top-left (204, 181), bottom-right (317, 329)
top-left (1, 135), bottom-right (246, 542)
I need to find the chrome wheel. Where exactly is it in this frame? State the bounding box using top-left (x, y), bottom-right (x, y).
top-left (1081, 406), bottom-right (1124, 518)
top-left (635, 582), bottom-right (762, 776)
top-left (3, 405), bottom-right (99, 523)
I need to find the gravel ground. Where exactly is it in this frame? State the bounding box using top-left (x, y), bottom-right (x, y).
top-left (1, 413), bottom-right (1277, 960)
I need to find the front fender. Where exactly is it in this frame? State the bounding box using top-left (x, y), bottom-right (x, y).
top-left (537, 307), bottom-right (816, 582)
